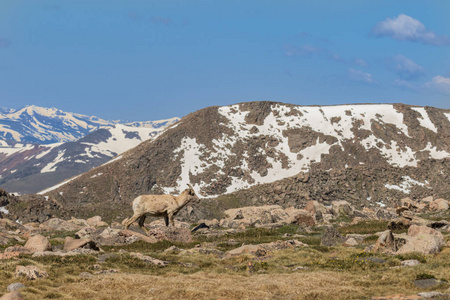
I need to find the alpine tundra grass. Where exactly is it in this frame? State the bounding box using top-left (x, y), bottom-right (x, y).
top-left (0, 224), bottom-right (449, 300)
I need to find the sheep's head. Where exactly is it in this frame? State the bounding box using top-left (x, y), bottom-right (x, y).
top-left (183, 184), bottom-right (199, 203)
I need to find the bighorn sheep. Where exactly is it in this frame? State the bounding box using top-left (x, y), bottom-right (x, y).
top-left (123, 184), bottom-right (198, 233)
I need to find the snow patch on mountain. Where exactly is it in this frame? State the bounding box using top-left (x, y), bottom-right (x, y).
top-left (385, 176), bottom-right (429, 194)
top-left (160, 103), bottom-right (448, 197)
top-left (411, 107), bottom-right (438, 133)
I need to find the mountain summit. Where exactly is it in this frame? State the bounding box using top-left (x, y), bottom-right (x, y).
top-left (42, 102), bottom-right (449, 221)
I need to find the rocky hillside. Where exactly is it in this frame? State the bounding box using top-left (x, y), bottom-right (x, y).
top-left (0, 121), bottom-right (178, 195)
top-left (35, 102), bottom-right (449, 220)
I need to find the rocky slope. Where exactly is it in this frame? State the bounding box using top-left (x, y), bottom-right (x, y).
top-left (28, 102), bottom-right (450, 221)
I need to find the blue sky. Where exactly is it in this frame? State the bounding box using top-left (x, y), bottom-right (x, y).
top-left (0, 0), bottom-right (449, 121)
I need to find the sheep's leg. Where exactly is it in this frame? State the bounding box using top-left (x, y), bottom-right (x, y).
top-left (124, 214), bottom-right (141, 230)
top-left (168, 212), bottom-right (175, 227)
top-left (164, 214), bottom-right (169, 227)
top-left (138, 215), bottom-right (148, 234)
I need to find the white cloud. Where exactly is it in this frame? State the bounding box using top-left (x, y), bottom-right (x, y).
top-left (349, 68), bottom-right (374, 84)
top-left (371, 14), bottom-right (450, 46)
top-left (388, 55), bottom-right (425, 80)
top-left (426, 76), bottom-right (450, 94)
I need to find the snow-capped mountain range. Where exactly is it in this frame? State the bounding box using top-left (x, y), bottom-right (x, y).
top-left (0, 105), bottom-right (177, 144)
top-left (0, 105), bottom-right (179, 194)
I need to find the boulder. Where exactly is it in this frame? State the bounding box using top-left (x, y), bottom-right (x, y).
top-left (68, 217), bottom-right (89, 227)
top-left (7, 283), bottom-right (25, 292)
top-left (74, 227), bottom-right (97, 239)
top-left (0, 291), bottom-right (25, 300)
top-left (291, 210), bottom-right (315, 226)
top-left (129, 252), bottom-right (168, 266)
top-left (421, 196), bottom-right (434, 203)
top-left (343, 237), bottom-right (358, 247)
top-left (429, 198), bottom-right (449, 211)
top-left (87, 216), bottom-right (108, 227)
top-left (220, 205), bottom-right (290, 228)
top-left (388, 217), bottom-right (411, 231)
top-left (39, 218), bottom-right (82, 232)
top-left (147, 227), bottom-right (193, 244)
top-left (400, 197), bottom-right (416, 209)
top-left (119, 230), bottom-right (158, 244)
top-left (396, 225), bottom-right (445, 254)
top-left (321, 226), bottom-right (346, 247)
top-left (331, 201), bottom-right (354, 217)
top-left (24, 234), bottom-right (51, 253)
top-left (372, 230), bottom-right (397, 253)
top-left (226, 245), bottom-right (263, 257)
top-left (15, 265), bottom-right (48, 280)
top-left (400, 260), bottom-right (420, 267)
top-left (304, 201), bottom-right (327, 223)
top-left (63, 237), bottom-right (99, 251)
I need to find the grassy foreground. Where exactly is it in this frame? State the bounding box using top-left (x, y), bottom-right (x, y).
top-left (0, 223), bottom-right (449, 299)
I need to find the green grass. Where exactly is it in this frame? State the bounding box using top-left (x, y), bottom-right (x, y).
top-left (339, 220), bottom-right (389, 235)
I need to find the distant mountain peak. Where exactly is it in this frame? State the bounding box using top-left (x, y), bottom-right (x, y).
top-left (0, 104), bottom-right (179, 145)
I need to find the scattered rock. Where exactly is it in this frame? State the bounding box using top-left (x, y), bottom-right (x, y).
top-left (6, 283), bottom-right (25, 292)
top-left (63, 237), bottom-right (99, 251)
top-left (321, 226), bottom-right (346, 247)
top-left (87, 216), bottom-right (108, 227)
top-left (226, 245), bottom-right (262, 257)
top-left (372, 294), bottom-right (422, 300)
top-left (0, 252), bottom-right (21, 260)
top-left (32, 249), bottom-right (98, 257)
top-left (79, 272), bottom-right (94, 278)
top-left (343, 237), bottom-right (358, 247)
top-left (331, 200), bottom-right (354, 217)
top-left (412, 279), bottom-right (441, 289)
top-left (429, 198), bottom-right (449, 212)
top-left (39, 218), bottom-right (82, 232)
top-left (163, 245), bottom-right (181, 253)
top-left (397, 225), bottom-right (444, 255)
top-left (68, 217), bottom-right (89, 227)
top-left (24, 234), bottom-right (51, 253)
top-left (401, 260), bottom-right (421, 267)
top-left (0, 291), bottom-right (25, 300)
top-left (129, 252), bottom-right (168, 266)
top-left (372, 230), bottom-right (397, 253)
top-left (119, 230), bottom-right (158, 244)
top-left (15, 265), bottom-right (48, 280)
top-left (147, 227), bottom-right (193, 244)
top-left (417, 291), bottom-right (450, 299)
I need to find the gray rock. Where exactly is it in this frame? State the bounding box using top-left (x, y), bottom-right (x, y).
top-left (413, 279), bottom-right (441, 289)
top-left (417, 292), bottom-right (450, 299)
top-left (6, 283), bottom-right (25, 292)
top-left (400, 259), bottom-right (420, 267)
top-left (79, 272), bottom-right (94, 278)
top-left (321, 226), bottom-right (346, 247)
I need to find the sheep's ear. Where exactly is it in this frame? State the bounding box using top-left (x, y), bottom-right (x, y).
top-left (187, 184), bottom-right (193, 189)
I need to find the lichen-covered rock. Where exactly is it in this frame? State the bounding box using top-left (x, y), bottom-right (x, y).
top-left (15, 265), bottom-right (48, 280)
